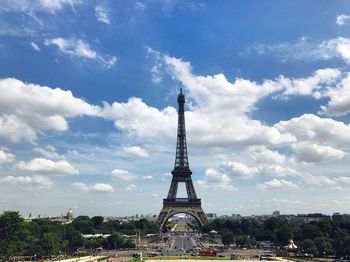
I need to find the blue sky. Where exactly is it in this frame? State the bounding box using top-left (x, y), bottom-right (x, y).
top-left (1, 0), bottom-right (350, 217)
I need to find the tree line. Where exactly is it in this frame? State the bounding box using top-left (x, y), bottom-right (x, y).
top-left (2, 210), bottom-right (350, 260)
top-left (0, 211), bottom-right (156, 260)
top-left (203, 217), bottom-right (350, 258)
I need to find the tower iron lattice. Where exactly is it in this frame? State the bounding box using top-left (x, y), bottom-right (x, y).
top-left (155, 88), bottom-right (209, 231)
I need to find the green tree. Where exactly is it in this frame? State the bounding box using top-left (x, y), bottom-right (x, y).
top-left (64, 224), bottom-right (85, 253)
top-left (0, 211), bottom-right (26, 260)
top-left (314, 236), bottom-right (334, 256)
top-left (91, 216), bottom-right (104, 229)
top-left (72, 216), bottom-right (94, 234)
top-left (276, 224), bottom-right (293, 245)
top-left (41, 232), bottom-right (61, 257)
top-left (300, 239), bottom-right (318, 256)
top-left (221, 230), bottom-right (234, 247)
top-left (334, 228), bottom-right (350, 258)
top-left (104, 232), bottom-right (124, 250)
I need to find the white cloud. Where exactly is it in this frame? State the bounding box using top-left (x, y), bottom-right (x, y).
top-left (44, 38), bottom-right (117, 68)
top-left (195, 168), bottom-right (237, 191)
top-left (251, 37), bottom-right (350, 64)
top-left (135, 2), bottom-right (146, 11)
top-left (258, 178), bottom-right (298, 191)
top-left (111, 168), bottom-right (137, 181)
top-left (0, 149), bottom-right (15, 163)
top-left (258, 164), bottom-right (300, 177)
top-left (219, 158), bottom-right (299, 179)
top-left (0, 113), bottom-right (37, 142)
top-left (0, 0), bottom-right (82, 14)
top-left (34, 145), bottom-right (64, 160)
top-left (220, 161), bottom-right (258, 178)
top-left (72, 182), bottom-right (89, 192)
top-left (0, 175), bottom-right (52, 189)
top-left (72, 182), bottom-right (114, 192)
top-left (302, 173), bottom-right (337, 186)
top-left (336, 14), bottom-right (350, 26)
top-left (18, 158), bottom-right (79, 175)
top-left (37, 0), bottom-right (81, 13)
top-left (323, 37), bottom-right (350, 63)
top-left (0, 77), bottom-right (100, 142)
top-left (280, 68), bottom-right (341, 98)
top-left (95, 6), bottom-right (110, 24)
top-left (291, 142), bottom-right (345, 163)
top-left (335, 176), bottom-right (350, 184)
top-left (275, 114), bottom-right (350, 150)
top-left (249, 146), bottom-right (286, 165)
top-left (91, 183), bottom-right (114, 192)
top-left (251, 38), bottom-right (338, 62)
top-left (126, 184), bottom-right (137, 191)
top-left (102, 97), bottom-right (177, 140)
top-left (30, 42), bottom-right (40, 51)
top-left (123, 146), bottom-right (149, 158)
top-left (108, 52), bottom-right (308, 151)
top-left (321, 73), bottom-right (350, 116)
top-left (141, 175), bottom-right (153, 180)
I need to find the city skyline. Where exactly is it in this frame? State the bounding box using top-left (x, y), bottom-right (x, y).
top-left (1, 1), bottom-right (350, 217)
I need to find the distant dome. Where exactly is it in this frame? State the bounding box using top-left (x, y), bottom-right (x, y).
top-left (66, 208), bottom-right (73, 221)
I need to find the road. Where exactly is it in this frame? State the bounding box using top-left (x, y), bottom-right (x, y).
top-left (172, 234), bottom-right (196, 251)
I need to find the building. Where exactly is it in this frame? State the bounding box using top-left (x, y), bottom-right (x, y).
top-left (332, 213), bottom-right (350, 222)
top-left (206, 213), bottom-right (217, 220)
top-left (272, 211), bottom-right (280, 217)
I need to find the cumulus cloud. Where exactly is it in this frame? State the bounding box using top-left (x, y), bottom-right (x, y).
top-left (195, 168), bottom-right (237, 191)
top-left (257, 164), bottom-right (300, 177)
top-left (249, 146), bottom-right (286, 165)
top-left (336, 14), bottom-right (350, 26)
top-left (323, 37), bottom-right (350, 63)
top-left (0, 77), bottom-right (100, 142)
top-left (95, 6), bottom-right (110, 24)
top-left (320, 73), bottom-right (350, 116)
top-left (220, 161), bottom-right (258, 178)
top-left (0, 175), bottom-right (52, 189)
top-left (102, 97), bottom-right (177, 140)
top-left (18, 158), bottom-right (79, 175)
top-left (91, 183), bottom-right (114, 192)
top-left (258, 178), bottom-right (298, 191)
top-left (44, 38), bottom-right (117, 68)
top-left (0, 149), bottom-right (15, 163)
top-left (71, 182), bottom-right (89, 192)
top-left (123, 146), bottom-right (149, 158)
top-left (72, 182), bottom-right (114, 192)
top-left (291, 142), bottom-right (345, 163)
top-left (219, 158), bottom-right (299, 179)
top-left (280, 68), bottom-right (341, 98)
top-left (111, 168), bottom-right (137, 181)
top-left (116, 51), bottom-right (304, 150)
top-left (275, 114), bottom-right (350, 151)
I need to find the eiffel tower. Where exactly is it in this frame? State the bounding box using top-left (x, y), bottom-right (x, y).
top-left (155, 88), bottom-right (209, 231)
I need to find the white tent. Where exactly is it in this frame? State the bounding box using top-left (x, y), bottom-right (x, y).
top-left (287, 239), bottom-right (297, 251)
